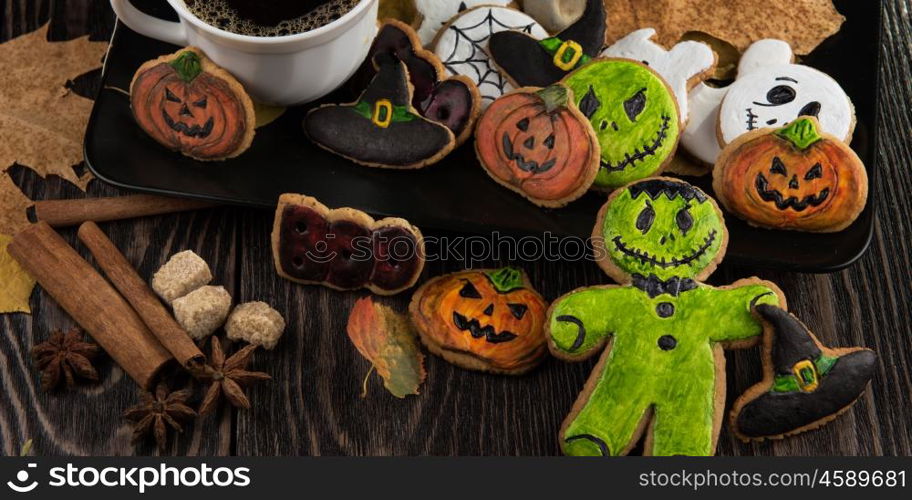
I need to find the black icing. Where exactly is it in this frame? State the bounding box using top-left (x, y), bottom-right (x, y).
top-left (488, 0), bottom-right (606, 87)
top-left (628, 179), bottom-right (709, 203)
top-left (632, 274), bottom-right (698, 298)
top-left (564, 433), bottom-right (610, 456)
top-left (361, 54), bottom-right (411, 107)
top-left (658, 335), bottom-right (677, 351)
top-left (452, 311), bottom-right (518, 344)
top-left (735, 350), bottom-right (877, 438)
top-left (556, 315), bottom-right (587, 352)
top-left (734, 305), bottom-right (878, 438)
top-left (656, 302), bottom-right (675, 318)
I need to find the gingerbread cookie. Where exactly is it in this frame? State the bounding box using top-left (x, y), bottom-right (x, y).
top-left (432, 6), bottom-right (548, 107)
top-left (130, 47), bottom-right (255, 161)
top-left (713, 117), bottom-right (868, 233)
top-left (305, 54), bottom-right (456, 169)
top-left (272, 194), bottom-right (425, 295)
top-left (600, 28), bottom-right (717, 126)
top-left (409, 267), bottom-right (548, 374)
top-left (489, 0), bottom-right (606, 88)
top-left (352, 19), bottom-right (481, 145)
top-left (561, 59), bottom-right (681, 191)
top-left (731, 305), bottom-right (876, 441)
top-left (475, 85), bottom-right (600, 207)
top-left (414, 0), bottom-right (515, 46)
top-left (547, 178), bottom-right (786, 456)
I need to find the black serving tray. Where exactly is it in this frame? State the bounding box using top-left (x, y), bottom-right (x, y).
top-left (85, 0), bottom-right (879, 272)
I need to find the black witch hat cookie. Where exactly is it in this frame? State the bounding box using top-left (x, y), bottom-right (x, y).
top-left (350, 19), bottom-right (481, 146)
top-left (731, 305), bottom-right (877, 441)
top-left (304, 54), bottom-right (456, 169)
top-left (488, 0), bottom-right (606, 87)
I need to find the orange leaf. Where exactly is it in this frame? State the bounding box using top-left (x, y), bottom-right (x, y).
top-left (346, 297), bottom-right (426, 398)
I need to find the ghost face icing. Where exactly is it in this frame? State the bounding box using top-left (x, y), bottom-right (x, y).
top-left (415, 0), bottom-right (513, 46)
top-left (719, 39), bottom-right (854, 145)
top-left (434, 6), bottom-right (548, 106)
top-left (601, 28), bottom-right (715, 125)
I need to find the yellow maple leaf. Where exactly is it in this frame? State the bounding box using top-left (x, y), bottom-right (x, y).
top-left (0, 234), bottom-right (36, 314)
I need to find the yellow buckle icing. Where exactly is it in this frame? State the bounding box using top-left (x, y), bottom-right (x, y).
top-left (372, 99), bottom-right (393, 128)
top-left (553, 40), bottom-right (583, 71)
top-left (793, 359), bottom-right (819, 392)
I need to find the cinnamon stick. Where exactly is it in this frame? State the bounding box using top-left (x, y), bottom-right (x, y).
top-left (33, 195), bottom-right (217, 228)
top-left (7, 222), bottom-right (172, 389)
top-left (77, 222), bottom-right (206, 372)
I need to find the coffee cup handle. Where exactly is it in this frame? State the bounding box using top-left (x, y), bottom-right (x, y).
top-left (110, 0), bottom-right (188, 46)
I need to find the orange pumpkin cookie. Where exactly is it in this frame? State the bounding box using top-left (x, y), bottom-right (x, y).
top-left (409, 267), bottom-right (548, 374)
top-left (475, 85), bottom-right (600, 207)
top-left (713, 117), bottom-right (868, 233)
top-left (130, 47), bottom-right (255, 161)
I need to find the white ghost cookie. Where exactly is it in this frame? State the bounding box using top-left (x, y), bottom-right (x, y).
top-left (601, 28), bottom-right (716, 125)
top-left (433, 6), bottom-right (548, 106)
top-left (682, 39), bottom-right (854, 166)
top-left (719, 39), bottom-right (855, 145)
top-left (415, 0), bottom-right (514, 46)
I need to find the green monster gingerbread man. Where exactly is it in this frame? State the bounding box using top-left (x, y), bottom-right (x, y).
top-left (547, 177), bottom-right (785, 456)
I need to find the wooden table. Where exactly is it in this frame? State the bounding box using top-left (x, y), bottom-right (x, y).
top-left (1, 0), bottom-right (910, 456)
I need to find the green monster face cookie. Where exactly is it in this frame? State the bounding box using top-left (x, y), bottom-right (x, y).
top-left (563, 60), bottom-right (680, 190)
top-left (599, 178), bottom-right (725, 281)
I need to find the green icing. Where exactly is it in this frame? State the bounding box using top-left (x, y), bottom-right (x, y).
top-left (539, 37), bottom-right (592, 69)
top-left (170, 51), bottom-right (203, 83)
top-left (550, 282), bottom-right (780, 456)
top-left (485, 267), bottom-right (525, 293)
top-left (563, 60), bottom-right (680, 190)
top-left (775, 117), bottom-right (823, 150)
top-left (770, 354), bottom-right (839, 393)
top-left (351, 100), bottom-right (417, 124)
top-left (600, 184), bottom-right (724, 281)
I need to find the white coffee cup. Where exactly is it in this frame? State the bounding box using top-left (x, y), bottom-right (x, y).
top-left (109, 0), bottom-right (379, 105)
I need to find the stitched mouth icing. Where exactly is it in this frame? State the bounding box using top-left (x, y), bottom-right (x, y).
top-left (163, 109), bottom-right (214, 138)
top-left (452, 312), bottom-right (518, 344)
top-left (612, 229), bottom-right (718, 268)
top-left (600, 115), bottom-right (671, 172)
top-left (755, 173), bottom-right (830, 211)
top-left (746, 108), bottom-right (759, 131)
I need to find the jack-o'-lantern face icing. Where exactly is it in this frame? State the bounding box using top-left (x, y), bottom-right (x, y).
top-left (563, 60), bottom-right (680, 190)
top-left (130, 48), bottom-right (255, 161)
top-left (598, 179), bottom-right (724, 281)
top-left (409, 267), bottom-right (549, 374)
top-left (713, 117), bottom-right (868, 233)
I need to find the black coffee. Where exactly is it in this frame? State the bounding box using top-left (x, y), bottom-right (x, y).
top-left (185, 0), bottom-right (361, 37)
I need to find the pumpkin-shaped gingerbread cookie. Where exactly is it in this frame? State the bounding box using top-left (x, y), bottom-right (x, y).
top-left (713, 117), bottom-right (868, 233)
top-left (475, 85), bottom-right (600, 207)
top-left (131, 47), bottom-right (255, 161)
top-left (409, 267), bottom-right (549, 374)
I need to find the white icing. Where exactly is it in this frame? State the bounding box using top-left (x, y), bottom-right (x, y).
top-left (719, 39), bottom-right (854, 145)
top-left (415, 0), bottom-right (513, 46)
top-left (522, 0), bottom-right (584, 33)
top-left (600, 28), bottom-right (715, 124)
top-left (434, 6), bottom-right (547, 106)
top-left (682, 39), bottom-right (854, 165)
top-left (681, 83), bottom-right (726, 165)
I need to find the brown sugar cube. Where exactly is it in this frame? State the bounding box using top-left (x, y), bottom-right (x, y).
top-left (225, 301), bottom-right (286, 350)
top-left (152, 250), bottom-right (213, 303)
top-left (172, 286), bottom-right (232, 340)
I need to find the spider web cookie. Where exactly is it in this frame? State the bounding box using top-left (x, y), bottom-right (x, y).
top-left (433, 6), bottom-right (548, 106)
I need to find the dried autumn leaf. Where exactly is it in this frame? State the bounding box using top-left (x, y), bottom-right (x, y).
top-left (603, 0), bottom-right (844, 55)
top-left (0, 24), bottom-right (106, 237)
top-left (346, 297), bottom-right (426, 399)
top-left (0, 233), bottom-right (36, 313)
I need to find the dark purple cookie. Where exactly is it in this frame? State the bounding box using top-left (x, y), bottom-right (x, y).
top-left (277, 205), bottom-right (332, 283)
top-left (419, 79), bottom-right (476, 143)
top-left (324, 219), bottom-right (375, 290)
top-left (371, 225), bottom-right (423, 293)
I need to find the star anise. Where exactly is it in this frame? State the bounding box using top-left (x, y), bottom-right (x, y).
top-left (197, 337), bottom-right (271, 416)
top-left (31, 328), bottom-right (100, 391)
top-left (123, 383), bottom-right (197, 452)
